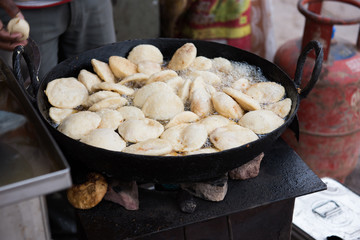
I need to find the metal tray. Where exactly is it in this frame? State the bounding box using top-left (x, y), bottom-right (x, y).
top-left (0, 59), bottom-right (71, 208)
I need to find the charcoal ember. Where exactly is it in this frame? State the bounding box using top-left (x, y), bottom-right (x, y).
top-left (180, 175), bottom-right (228, 202)
top-left (177, 189), bottom-right (197, 213)
top-left (229, 152), bottom-right (264, 180)
top-left (104, 180), bottom-right (139, 210)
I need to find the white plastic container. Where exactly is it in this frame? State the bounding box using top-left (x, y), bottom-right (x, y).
top-left (292, 177), bottom-right (360, 240)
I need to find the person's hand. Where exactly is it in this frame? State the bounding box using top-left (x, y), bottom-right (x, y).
top-left (0, 0), bottom-right (28, 50)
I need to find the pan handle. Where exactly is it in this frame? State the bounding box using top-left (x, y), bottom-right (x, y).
top-left (12, 44), bottom-right (40, 103)
top-left (293, 40), bottom-right (323, 99)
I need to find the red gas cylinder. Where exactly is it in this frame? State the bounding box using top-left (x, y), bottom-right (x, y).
top-left (274, 0), bottom-right (360, 182)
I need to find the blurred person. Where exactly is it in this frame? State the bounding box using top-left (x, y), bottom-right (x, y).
top-left (160, 0), bottom-right (252, 50)
top-left (0, 1), bottom-right (116, 238)
top-left (0, 0), bottom-right (116, 79)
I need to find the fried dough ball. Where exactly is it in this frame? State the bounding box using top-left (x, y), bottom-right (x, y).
top-left (49, 107), bottom-right (76, 124)
top-left (200, 115), bottom-right (236, 134)
top-left (263, 98), bottom-right (292, 118)
top-left (137, 61), bottom-right (162, 76)
top-left (57, 111), bottom-right (101, 140)
top-left (211, 92), bottom-right (244, 120)
top-left (222, 87), bottom-right (261, 111)
top-left (212, 57), bottom-right (233, 73)
top-left (88, 96), bottom-right (127, 112)
top-left (190, 87), bottom-right (213, 118)
top-left (91, 59), bottom-right (116, 83)
top-left (92, 82), bottom-right (134, 95)
top-left (147, 70), bottom-right (178, 84)
top-left (238, 110), bottom-right (285, 134)
top-left (246, 82), bottom-right (285, 104)
top-left (118, 73), bottom-right (148, 86)
top-left (7, 17), bottom-right (30, 41)
top-left (210, 125), bottom-right (258, 151)
top-left (178, 78), bottom-right (192, 103)
top-left (45, 77), bottom-right (88, 109)
top-left (185, 148), bottom-right (219, 155)
top-left (160, 123), bottom-right (188, 151)
top-left (118, 118), bottom-right (164, 143)
top-left (133, 82), bottom-right (173, 108)
top-left (80, 128), bottom-right (126, 151)
top-left (82, 91), bottom-right (120, 108)
top-left (231, 77), bottom-right (250, 91)
top-left (67, 172), bottom-right (108, 209)
top-left (168, 43), bottom-right (197, 71)
top-left (117, 106), bottom-right (145, 121)
top-left (161, 123), bottom-right (207, 152)
top-left (165, 76), bottom-right (185, 92)
top-left (122, 138), bottom-right (173, 156)
top-left (127, 44), bottom-right (163, 64)
top-left (96, 108), bottom-right (124, 130)
top-left (142, 91), bottom-right (184, 120)
top-left (77, 69), bottom-right (102, 92)
top-left (179, 123), bottom-right (208, 152)
top-left (189, 77), bottom-right (214, 117)
top-left (165, 111), bottom-right (200, 129)
top-left (187, 70), bottom-right (221, 86)
top-left (190, 56), bottom-right (212, 71)
top-left (109, 56), bottom-right (138, 78)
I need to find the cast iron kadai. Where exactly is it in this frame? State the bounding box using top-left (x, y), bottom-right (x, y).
top-left (12, 38), bottom-right (323, 183)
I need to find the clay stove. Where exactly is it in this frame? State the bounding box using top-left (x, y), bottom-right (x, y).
top-left (74, 138), bottom-right (326, 240)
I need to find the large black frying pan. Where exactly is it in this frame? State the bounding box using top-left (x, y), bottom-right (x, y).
top-left (12, 38), bottom-right (323, 183)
